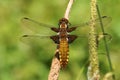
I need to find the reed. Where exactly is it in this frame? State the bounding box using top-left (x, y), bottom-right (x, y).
top-left (87, 0), bottom-right (100, 80)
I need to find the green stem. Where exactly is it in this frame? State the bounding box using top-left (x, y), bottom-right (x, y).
top-left (96, 5), bottom-right (115, 80)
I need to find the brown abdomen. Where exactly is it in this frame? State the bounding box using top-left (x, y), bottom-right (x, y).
top-left (59, 38), bottom-right (69, 68)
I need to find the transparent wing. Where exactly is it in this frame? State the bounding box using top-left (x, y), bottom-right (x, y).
top-left (70, 16), bottom-right (112, 35)
top-left (20, 34), bottom-right (51, 44)
top-left (81, 16), bottom-right (111, 27)
top-left (20, 34), bottom-right (58, 62)
top-left (21, 17), bottom-right (57, 34)
top-left (20, 34), bottom-right (57, 54)
top-left (69, 15), bottom-right (112, 48)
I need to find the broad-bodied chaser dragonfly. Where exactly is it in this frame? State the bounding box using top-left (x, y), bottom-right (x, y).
top-left (21, 16), bottom-right (111, 68)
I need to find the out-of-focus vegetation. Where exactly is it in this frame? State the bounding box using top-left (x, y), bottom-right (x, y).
top-left (0, 0), bottom-right (120, 80)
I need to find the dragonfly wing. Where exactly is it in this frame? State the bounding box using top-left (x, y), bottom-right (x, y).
top-left (95, 16), bottom-right (112, 27)
top-left (20, 34), bottom-right (56, 46)
top-left (20, 34), bottom-right (59, 60)
top-left (74, 16), bottom-right (112, 28)
top-left (21, 17), bottom-right (58, 34)
top-left (70, 16), bottom-right (112, 35)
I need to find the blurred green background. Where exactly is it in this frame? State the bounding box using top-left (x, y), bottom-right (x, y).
top-left (0, 0), bottom-right (120, 80)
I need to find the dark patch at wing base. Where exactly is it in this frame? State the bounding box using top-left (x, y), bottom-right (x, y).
top-left (50, 35), bottom-right (59, 44)
top-left (68, 35), bottom-right (78, 43)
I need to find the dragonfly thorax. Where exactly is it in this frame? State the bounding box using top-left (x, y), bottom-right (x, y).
top-left (59, 27), bottom-right (68, 38)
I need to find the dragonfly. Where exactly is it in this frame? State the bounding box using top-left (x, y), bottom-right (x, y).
top-left (21, 16), bottom-right (111, 68)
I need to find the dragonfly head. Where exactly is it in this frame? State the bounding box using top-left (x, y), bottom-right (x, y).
top-left (59, 18), bottom-right (70, 28)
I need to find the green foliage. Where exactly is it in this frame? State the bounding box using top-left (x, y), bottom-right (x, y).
top-left (0, 0), bottom-right (119, 80)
